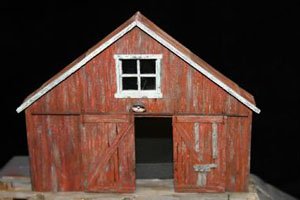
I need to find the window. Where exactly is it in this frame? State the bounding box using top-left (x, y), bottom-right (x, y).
top-left (114, 54), bottom-right (162, 98)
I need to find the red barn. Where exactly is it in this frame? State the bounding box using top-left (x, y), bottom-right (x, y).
top-left (17, 12), bottom-right (260, 193)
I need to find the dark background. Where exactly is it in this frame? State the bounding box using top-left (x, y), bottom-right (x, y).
top-left (1, 1), bottom-right (299, 198)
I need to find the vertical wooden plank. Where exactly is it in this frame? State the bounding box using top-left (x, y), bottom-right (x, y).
top-left (225, 116), bottom-right (251, 192)
top-left (194, 122), bottom-right (200, 152)
top-left (101, 123), bottom-right (110, 186)
top-left (117, 122), bottom-right (135, 191)
top-left (244, 113), bottom-right (252, 192)
top-left (80, 120), bottom-right (88, 190)
top-left (48, 116), bottom-right (82, 191)
top-left (212, 123), bottom-right (218, 159)
top-left (186, 67), bottom-right (193, 113)
top-left (172, 118), bottom-right (179, 187)
top-left (106, 122), bottom-right (118, 187)
top-left (225, 117), bottom-right (236, 191)
top-left (111, 123), bottom-right (119, 185)
top-left (213, 122), bottom-right (226, 189)
top-left (187, 123), bottom-right (197, 186)
top-left (182, 124), bottom-right (189, 185)
top-left (201, 122), bottom-right (212, 165)
top-left (28, 114), bottom-right (52, 191)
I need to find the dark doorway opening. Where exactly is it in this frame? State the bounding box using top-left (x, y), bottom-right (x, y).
top-left (135, 117), bottom-right (173, 179)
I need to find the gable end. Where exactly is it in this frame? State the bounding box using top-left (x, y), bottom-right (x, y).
top-left (16, 12), bottom-right (260, 114)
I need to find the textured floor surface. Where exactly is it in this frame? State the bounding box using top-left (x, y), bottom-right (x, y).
top-left (0, 156), bottom-right (298, 200)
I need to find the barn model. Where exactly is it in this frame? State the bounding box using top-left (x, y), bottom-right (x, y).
top-left (17, 12), bottom-right (260, 193)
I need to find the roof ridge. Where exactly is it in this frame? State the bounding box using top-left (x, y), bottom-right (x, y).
top-left (134, 11), bottom-right (142, 21)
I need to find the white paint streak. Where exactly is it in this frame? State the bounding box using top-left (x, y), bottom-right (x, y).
top-left (212, 123), bottom-right (218, 159)
top-left (187, 68), bottom-right (192, 112)
top-left (197, 172), bottom-right (207, 187)
top-left (193, 163), bottom-right (217, 172)
top-left (16, 18), bottom-right (260, 114)
top-left (51, 165), bottom-right (58, 192)
top-left (194, 123), bottom-right (200, 152)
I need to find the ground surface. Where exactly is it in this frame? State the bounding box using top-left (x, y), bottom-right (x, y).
top-left (0, 156), bottom-right (297, 200)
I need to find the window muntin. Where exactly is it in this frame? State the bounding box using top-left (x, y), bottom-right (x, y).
top-left (114, 54), bottom-right (162, 98)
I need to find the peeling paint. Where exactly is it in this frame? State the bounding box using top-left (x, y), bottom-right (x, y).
top-left (194, 123), bottom-right (200, 152)
top-left (212, 123), bottom-right (218, 159)
top-left (197, 172), bottom-right (207, 187)
top-left (51, 165), bottom-right (58, 192)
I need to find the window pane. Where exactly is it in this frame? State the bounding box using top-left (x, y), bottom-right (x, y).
top-left (122, 77), bottom-right (138, 90)
top-left (140, 59), bottom-right (156, 74)
top-left (141, 77), bottom-right (156, 90)
top-left (122, 59), bottom-right (137, 74)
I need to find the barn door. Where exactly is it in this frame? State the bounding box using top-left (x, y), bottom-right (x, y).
top-left (81, 114), bottom-right (135, 192)
top-left (173, 115), bottom-right (226, 192)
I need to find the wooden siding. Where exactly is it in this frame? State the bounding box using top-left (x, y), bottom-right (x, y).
top-left (225, 115), bottom-right (252, 192)
top-left (25, 27), bottom-right (253, 192)
top-left (29, 27), bottom-right (251, 116)
top-left (25, 111), bottom-right (82, 191)
top-left (17, 12), bottom-right (258, 114)
top-left (29, 71), bottom-right (82, 113)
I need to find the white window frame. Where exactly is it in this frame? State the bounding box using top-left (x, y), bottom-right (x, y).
top-left (114, 54), bottom-right (163, 98)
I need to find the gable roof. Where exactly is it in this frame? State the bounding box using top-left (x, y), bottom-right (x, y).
top-left (16, 12), bottom-right (260, 114)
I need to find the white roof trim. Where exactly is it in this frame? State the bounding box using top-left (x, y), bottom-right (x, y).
top-left (136, 21), bottom-right (260, 114)
top-left (16, 20), bottom-right (260, 114)
top-left (16, 21), bottom-right (137, 113)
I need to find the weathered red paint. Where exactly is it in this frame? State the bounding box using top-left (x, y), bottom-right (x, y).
top-left (81, 114), bottom-right (135, 192)
top-left (22, 12), bottom-right (256, 193)
top-left (173, 116), bottom-right (226, 192)
top-left (25, 111), bottom-right (82, 191)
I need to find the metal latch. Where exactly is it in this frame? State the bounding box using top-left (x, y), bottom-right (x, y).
top-left (193, 163), bottom-right (217, 172)
top-left (193, 164), bottom-right (217, 187)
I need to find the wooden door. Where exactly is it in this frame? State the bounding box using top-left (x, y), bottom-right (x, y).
top-left (173, 115), bottom-right (226, 192)
top-left (81, 114), bottom-right (135, 192)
